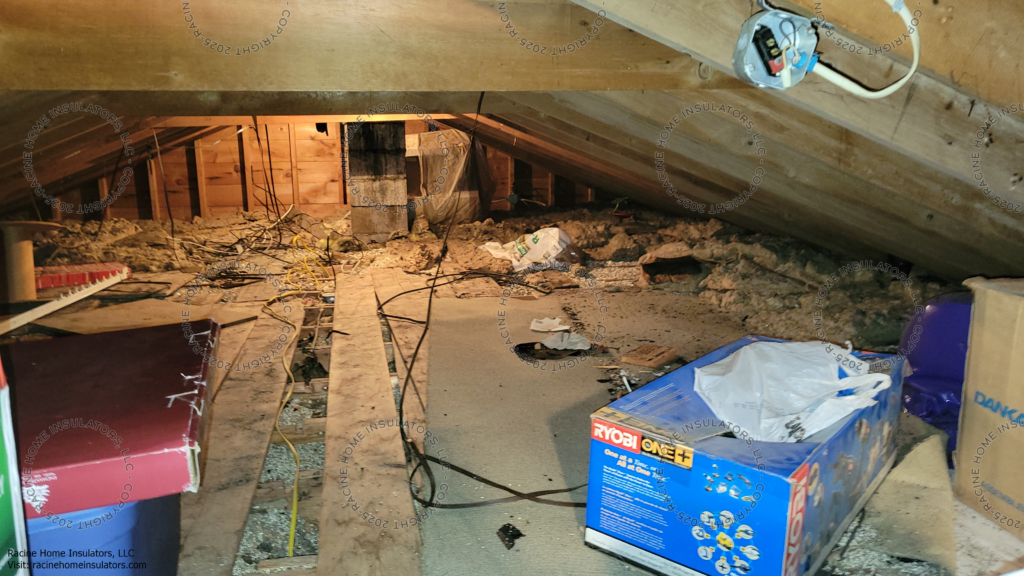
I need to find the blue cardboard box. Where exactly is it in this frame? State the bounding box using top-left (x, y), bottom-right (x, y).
top-left (585, 336), bottom-right (903, 576)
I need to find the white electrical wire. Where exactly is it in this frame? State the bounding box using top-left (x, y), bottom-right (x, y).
top-left (811, 0), bottom-right (921, 99)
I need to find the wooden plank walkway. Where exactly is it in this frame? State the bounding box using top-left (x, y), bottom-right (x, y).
top-left (178, 306), bottom-right (304, 576)
top-left (317, 273), bottom-right (422, 576)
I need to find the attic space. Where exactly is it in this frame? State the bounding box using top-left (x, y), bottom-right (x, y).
top-left (0, 2), bottom-right (1022, 576)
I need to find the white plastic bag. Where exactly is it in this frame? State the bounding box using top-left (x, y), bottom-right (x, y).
top-left (480, 228), bottom-right (573, 272)
top-left (694, 341), bottom-right (891, 443)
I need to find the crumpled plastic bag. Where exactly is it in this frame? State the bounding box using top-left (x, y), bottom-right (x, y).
top-left (531, 317), bottom-right (570, 332)
top-left (694, 341), bottom-right (892, 443)
top-left (480, 228), bottom-right (573, 272)
top-left (541, 332), bottom-right (591, 350)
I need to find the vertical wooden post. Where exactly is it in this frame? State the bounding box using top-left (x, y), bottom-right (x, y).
top-left (288, 123), bottom-right (301, 210)
top-left (532, 165), bottom-right (553, 206)
top-left (238, 125), bottom-right (255, 212)
top-left (575, 182), bottom-right (594, 204)
top-left (147, 158), bottom-right (161, 220)
top-left (333, 122), bottom-right (344, 206)
top-left (97, 176), bottom-right (110, 219)
top-left (193, 139), bottom-right (210, 218)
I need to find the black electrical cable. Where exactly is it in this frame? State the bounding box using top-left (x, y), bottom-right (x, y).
top-left (411, 454), bottom-right (586, 509)
top-left (386, 92), bottom-right (587, 511)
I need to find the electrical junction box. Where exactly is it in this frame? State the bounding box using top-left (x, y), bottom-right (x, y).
top-left (733, 10), bottom-right (818, 90)
top-left (584, 336), bottom-right (902, 576)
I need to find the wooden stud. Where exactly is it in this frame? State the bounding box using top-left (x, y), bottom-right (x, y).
top-left (96, 175), bottom-right (109, 219)
top-left (147, 158), bottom-right (160, 221)
top-left (193, 139), bottom-right (210, 218)
top-left (288, 123), bottom-right (301, 211)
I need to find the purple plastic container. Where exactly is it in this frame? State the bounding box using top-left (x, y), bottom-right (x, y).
top-left (899, 292), bottom-right (972, 459)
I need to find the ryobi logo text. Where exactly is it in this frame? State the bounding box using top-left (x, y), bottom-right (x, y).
top-left (591, 420), bottom-right (640, 453)
top-left (640, 437), bottom-right (694, 469)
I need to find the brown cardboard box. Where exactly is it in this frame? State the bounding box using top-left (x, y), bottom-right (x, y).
top-left (954, 278), bottom-right (1024, 539)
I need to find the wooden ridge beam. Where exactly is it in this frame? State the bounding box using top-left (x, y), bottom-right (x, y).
top-left (4, 0), bottom-right (695, 91)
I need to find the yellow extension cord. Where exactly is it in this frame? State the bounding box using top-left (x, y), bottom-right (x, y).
top-left (264, 291), bottom-right (303, 557)
top-left (263, 234), bottom-right (334, 556)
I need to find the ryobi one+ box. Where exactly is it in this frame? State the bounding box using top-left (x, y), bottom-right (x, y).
top-left (585, 336), bottom-right (903, 576)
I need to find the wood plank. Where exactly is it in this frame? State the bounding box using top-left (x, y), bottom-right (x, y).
top-left (297, 162), bottom-right (340, 204)
top-left (147, 158), bottom-right (161, 220)
top-left (0, 269), bottom-right (127, 336)
top-left (289, 124), bottom-right (301, 210)
top-left (31, 298), bottom-right (258, 334)
top-left (203, 161), bottom-right (243, 185)
top-left (178, 306), bottom-right (305, 576)
top-left (210, 317), bottom-right (259, 398)
top-left (194, 140), bottom-right (210, 217)
top-left (532, 165), bottom-right (553, 205)
top-left (248, 130), bottom-right (292, 163)
top-left (297, 181), bottom-right (340, 205)
top-left (318, 274), bottom-right (422, 576)
top-left (257, 555), bottom-right (318, 574)
top-left (206, 184), bottom-right (246, 207)
top-left (1, 0), bottom-right (705, 92)
top-left (271, 417), bottom-right (327, 446)
top-left (295, 139), bottom-right (341, 161)
top-left (125, 271), bottom-right (196, 298)
top-left (96, 175), bottom-right (110, 220)
top-left (241, 124), bottom-right (256, 211)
